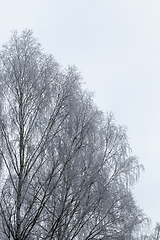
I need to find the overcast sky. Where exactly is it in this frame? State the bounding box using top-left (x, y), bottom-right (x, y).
top-left (0, 0), bottom-right (160, 227)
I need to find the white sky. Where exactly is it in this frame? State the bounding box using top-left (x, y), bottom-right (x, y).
top-left (0, 0), bottom-right (160, 227)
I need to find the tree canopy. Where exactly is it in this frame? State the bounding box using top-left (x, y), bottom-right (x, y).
top-left (0, 30), bottom-right (146, 240)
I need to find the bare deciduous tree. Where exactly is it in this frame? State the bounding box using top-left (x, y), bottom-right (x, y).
top-left (0, 30), bottom-right (145, 240)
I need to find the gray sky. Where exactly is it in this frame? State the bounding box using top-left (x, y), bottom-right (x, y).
top-left (0, 0), bottom-right (160, 227)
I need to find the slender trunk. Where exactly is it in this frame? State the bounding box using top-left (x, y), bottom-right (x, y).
top-left (16, 92), bottom-right (24, 240)
top-left (16, 174), bottom-right (22, 240)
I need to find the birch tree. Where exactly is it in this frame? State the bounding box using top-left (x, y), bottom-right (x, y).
top-left (0, 30), bottom-right (145, 240)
